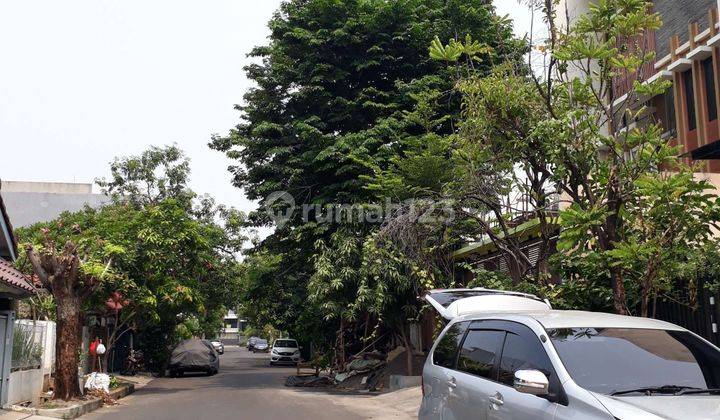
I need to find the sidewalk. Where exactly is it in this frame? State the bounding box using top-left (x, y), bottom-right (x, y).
top-left (0, 411), bottom-right (56, 420)
top-left (282, 386), bottom-right (422, 420)
top-left (0, 373), bottom-right (154, 420)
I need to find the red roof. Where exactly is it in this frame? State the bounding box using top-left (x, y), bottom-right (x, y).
top-left (0, 258), bottom-right (35, 294)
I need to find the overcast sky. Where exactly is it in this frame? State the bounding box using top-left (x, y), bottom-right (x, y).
top-left (0, 1), bottom-right (534, 214)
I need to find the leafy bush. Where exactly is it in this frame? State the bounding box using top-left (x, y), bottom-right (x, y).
top-left (12, 324), bottom-right (44, 371)
top-left (465, 267), bottom-right (614, 312)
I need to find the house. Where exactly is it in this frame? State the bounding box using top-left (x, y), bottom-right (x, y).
top-left (0, 191), bottom-right (36, 406)
top-left (0, 180), bottom-right (109, 228)
top-left (458, 0), bottom-right (720, 281)
top-left (221, 310), bottom-right (247, 343)
top-left (558, 0), bottom-right (720, 177)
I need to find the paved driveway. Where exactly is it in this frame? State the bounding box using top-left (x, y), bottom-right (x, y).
top-left (87, 346), bottom-right (363, 420)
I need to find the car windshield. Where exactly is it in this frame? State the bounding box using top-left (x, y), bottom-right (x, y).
top-left (549, 328), bottom-right (720, 395)
top-left (275, 340), bottom-right (297, 348)
top-left (256, 340), bottom-right (267, 345)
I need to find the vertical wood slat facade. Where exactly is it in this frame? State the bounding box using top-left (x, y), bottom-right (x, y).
top-left (614, 3), bottom-right (720, 171)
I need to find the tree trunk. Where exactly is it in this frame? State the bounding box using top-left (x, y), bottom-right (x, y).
top-left (640, 260), bottom-right (661, 318)
top-left (399, 326), bottom-right (413, 377)
top-left (55, 297), bottom-right (83, 401)
top-left (25, 242), bottom-right (88, 401)
top-left (610, 266), bottom-right (628, 315)
top-left (338, 318), bottom-right (345, 371)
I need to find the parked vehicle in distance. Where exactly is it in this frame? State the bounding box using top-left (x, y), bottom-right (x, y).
top-left (121, 349), bottom-right (144, 376)
top-left (169, 339), bottom-right (220, 377)
top-left (253, 339), bottom-right (269, 353)
top-left (247, 336), bottom-right (260, 351)
top-left (420, 288), bottom-right (720, 420)
top-left (210, 340), bottom-right (224, 355)
top-left (270, 338), bottom-right (300, 365)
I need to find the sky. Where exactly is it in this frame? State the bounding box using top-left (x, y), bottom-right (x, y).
top-left (0, 1), bottom-right (534, 215)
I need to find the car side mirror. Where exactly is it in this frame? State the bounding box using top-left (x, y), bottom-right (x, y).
top-left (299, 346), bottom-right (303, 350)
top-left (514, 370), bottom-right (549, 396)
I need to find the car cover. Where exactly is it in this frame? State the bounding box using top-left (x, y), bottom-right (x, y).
top-left (170, 339), bottom-right (219, 369)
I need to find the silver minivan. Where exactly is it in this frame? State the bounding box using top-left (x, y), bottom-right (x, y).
top-left (420, 289), bottom-right (720, 420)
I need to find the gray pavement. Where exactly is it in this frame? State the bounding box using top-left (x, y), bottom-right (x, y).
top-left (86, 346), bottom-right (364, 420)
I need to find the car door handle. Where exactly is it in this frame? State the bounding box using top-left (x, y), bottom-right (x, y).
top-left (489, 392), bottom-right (504, 407)
top-left (446, 377), bottom-right (457, 388)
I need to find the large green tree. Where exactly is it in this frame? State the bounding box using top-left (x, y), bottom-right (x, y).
top-left (211, 0), bottom-right (524, 349)
top-left (408, 0), bottom-right (720, 315)
top-left (19, 146), bottom-right (246, 377)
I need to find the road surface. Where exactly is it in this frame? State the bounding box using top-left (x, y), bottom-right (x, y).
top-left (87, 346), bottom-right (364, 420)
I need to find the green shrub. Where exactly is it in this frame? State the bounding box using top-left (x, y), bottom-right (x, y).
top-left (12, 324), bottom-right (44, 371)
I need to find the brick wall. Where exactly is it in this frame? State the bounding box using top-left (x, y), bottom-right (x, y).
top-left (655, 0), bottom-right (716, 57)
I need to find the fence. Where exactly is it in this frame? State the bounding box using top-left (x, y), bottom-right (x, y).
top-left (652, 277), bottom-right (720, 346)
top-left (11, 322), bottom-right (45, 372)
top-left (7, 320), bottom-right (54, 406)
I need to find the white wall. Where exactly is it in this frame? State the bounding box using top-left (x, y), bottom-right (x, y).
top-left (7, 369), bottom-right (44, 406)
top-left (6, 320), bottom-right (55, 406)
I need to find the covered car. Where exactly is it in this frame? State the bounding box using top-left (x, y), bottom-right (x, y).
top-left (169, 339), bottom-right (219, 376)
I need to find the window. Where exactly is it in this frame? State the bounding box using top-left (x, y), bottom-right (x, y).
top-left (549, 328), bottom-right (720, 395)
top-left (703, 58), bottom-right (718, 121)
top-left (274, 339), bottom-right (297, 348)
top-left (433, 321), bottom-right (469, 368)
top-left (684, 70), bottom-right (697, 131)
top-left (663, 89), bottom-right (677, 133)
top-left (457, 330), bottom-right (505, 379)
top-left (498, 332), bottom-right (559, 395)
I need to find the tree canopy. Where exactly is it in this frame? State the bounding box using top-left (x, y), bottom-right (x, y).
top-left (211, 0), bottom-right (525, 353)
top-left (18, 146), bottom-right (246, 373)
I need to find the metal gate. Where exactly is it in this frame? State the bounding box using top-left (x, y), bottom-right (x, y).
top-left (0, 311), bottom-right (14, 406)
top-left (652, 277), bottom-right (720, 345)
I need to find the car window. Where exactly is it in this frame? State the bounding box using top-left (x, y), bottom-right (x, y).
top-left (457, 330), bottom-right (505, 379)
top-left (498, 331), bottom-right (559, 395)
top-left (274, 339), bottom-right (297, 348)
top-left (549, 328), bottom-right (720, 395)
top-left (433, 321), bottom-right (469, 368)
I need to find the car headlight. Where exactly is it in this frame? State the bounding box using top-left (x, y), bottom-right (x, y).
top-left (293, 350), bottom-right (300, 355)
top-left (272, 349), bottom-right (279, 354)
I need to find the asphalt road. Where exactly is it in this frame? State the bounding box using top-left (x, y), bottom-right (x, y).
top-left (87, 346), bottom-right (363, 420)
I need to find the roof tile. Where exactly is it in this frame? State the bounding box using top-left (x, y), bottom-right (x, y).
top-left (0, 258), bottom-right (36, 294)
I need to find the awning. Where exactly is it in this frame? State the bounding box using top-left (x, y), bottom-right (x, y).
top-left (0, 258), bottom-right (35, 297)
top-left (690, 139), bottom-right (720, 160)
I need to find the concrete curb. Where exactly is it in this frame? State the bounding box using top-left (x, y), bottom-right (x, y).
top-left (388, 375), bottom-right (421, 390)
top-left (6, 382), bottom-right (135, 419)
